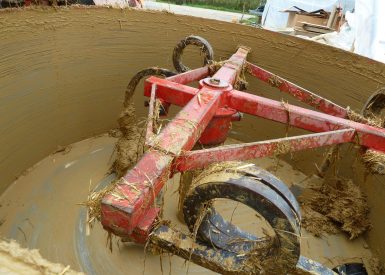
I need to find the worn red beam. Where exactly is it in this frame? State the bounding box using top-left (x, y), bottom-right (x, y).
top-left (128, 207), bottom-right (161, 244)
top-left (101, 150), bottom-right (173, 236)
top-left (144, 77), bottom-right (198, 107)
top-left (176, 129), bottom-right (355, 171)
top-left (147, 88), bottom-right (222, 154)
top-left (246, 62), bottom-right (347, 117)
top-left (102, 89), bottom-right (221, 234)
top-left (213, 47), bottom-right (249, 84)
top-left (167, 66), bottom-right (210, 84)
top-left (227, 90), bottom-right (385, 152)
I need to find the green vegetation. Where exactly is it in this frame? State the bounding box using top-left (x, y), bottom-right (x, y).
top-left (240, 16), bottom-right (259, 25)
top-left (158, 0), bottom-right (262, 13)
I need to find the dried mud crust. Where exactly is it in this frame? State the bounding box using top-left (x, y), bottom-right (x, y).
top-left (369, 256), bottom-right (385, 275)
top-left (300, 177), bottom-right (371, 239)
top-left (362, 149), bottom-right (385, 175)
top-left (0, 239), bottom-right (83, 275)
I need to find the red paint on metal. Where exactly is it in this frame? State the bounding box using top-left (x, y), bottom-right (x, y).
top-left (246, 62), bottom-right (347, 117)
top-left (102, 150), bottom-right (173, 235)
top-left (177, 129), bottom-right (355, 171)
top-left (102, 48), bottom-right (249, 236)
top-left (227, 90), bottom-right (385, 152)
top-left (144, 77), bottom-right (198, 107)
top-left (128, 207), bottom-right (160, 244)
top-left (167, 66), bottom-right (210, 84)
top-left (199, 107), bottom-right (238, 145)
top-left (213, 47), bottom-right (249, 85)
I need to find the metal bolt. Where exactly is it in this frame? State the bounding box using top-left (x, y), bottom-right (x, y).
top-left (209, 78), bottom-right (220, 85)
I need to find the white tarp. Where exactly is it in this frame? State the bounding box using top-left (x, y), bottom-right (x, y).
top-left (262, 0), bottom-right (355, 30)
top-left (263, 0), bottom-right (385, 64)
top-left (354, 0), bottom-right (385, 63)
top-left (309, 0), bottom-right (385, 63)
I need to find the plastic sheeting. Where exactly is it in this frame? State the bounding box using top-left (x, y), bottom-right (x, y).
top-left (310, 11), bottom-right (355, 52)
top-left (354, 0), bottom-right (385, 63)
top-left (263, 0), bottom-right (385, 63)
top-left (262, 0), bottom-right (355, 30)
top-left (308, 0), bottom-right (385, 64)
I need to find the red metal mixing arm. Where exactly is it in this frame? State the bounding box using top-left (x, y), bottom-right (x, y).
top-left (101, 46), bottom-right (385, 241)
top-left (101, 47), bottom-right (249, 237)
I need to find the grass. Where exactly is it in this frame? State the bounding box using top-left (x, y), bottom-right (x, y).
top-left (158, 0), bottom-right (244, 13)
top-left (240, 16), bottom-right (259, 25)
top-left (157, 0), bottom-right (261, 14)
top-left (183, 2), bottom-right (244, 13)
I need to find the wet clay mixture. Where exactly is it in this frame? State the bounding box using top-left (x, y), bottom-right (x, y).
top-left (0, 134), bottom-right (379, 274)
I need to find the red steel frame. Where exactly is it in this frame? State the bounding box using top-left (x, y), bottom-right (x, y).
top-left (101, 47), bottom-right (385, 242)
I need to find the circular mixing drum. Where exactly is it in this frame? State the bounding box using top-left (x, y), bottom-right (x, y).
top-left (0, 135), bottom-right (286, 274)
top-left (0, 135), bottom-right (375, 274)
top-left (0, 135), bottom-right (214, 274)
top-left (1, 6), bottom-right (384, 275)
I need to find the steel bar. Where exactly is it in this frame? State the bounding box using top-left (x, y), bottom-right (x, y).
top-left (176, 129), bottom-right (355, 172)
top-left (227, 90), bottom-right (385, 152)
top-left (145, 84), bottom-right (157, 144)
top-left (144, 76), bottom-right (198, 107)
top-left (246, 61), bottom-right (347, 117)
top-left (151, 225), bottom-right (336, 274)
top-left (167, 66), bottom-right (210, 84)
top-left (213, 47), bottom-right (249, 84)
top-left (101, 150), bottom-right (173, 236)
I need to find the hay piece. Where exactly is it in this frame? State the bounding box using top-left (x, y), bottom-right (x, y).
top-left (82, 178), bottom-right (119, 227)
top-left (0, 239), bottom-right (83, 275)
top-left (241, 229), bottom-right (299, 274)
top-left (362, 149), bottom-right (385, 175)
top-left (207, 60), bottom-right (225, 75)
top-left (275, 141), bottom-right (292, 155)
top-left (301, 206), bottom-right (339, 237)
top-left (300, 178), bottom-right (371, 239)
top-left (208, 59), bottom-right (248, 91)
top-left (370, 256), bottom-right (385, 275)
top-left (347, 107), bottom-right (383, 127)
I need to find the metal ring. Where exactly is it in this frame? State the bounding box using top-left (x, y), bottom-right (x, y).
top-left (361, 87), bottom-right (385, 127)
top-left (183, 163), bottom-right (301, 272)
top-left (172, 36), bottom-right (214, 73)
top-left (123, 67), bottom-right (176, 108)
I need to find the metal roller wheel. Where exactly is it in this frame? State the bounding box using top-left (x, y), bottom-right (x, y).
top-left (361, 87), bottom-right (385, 128)
top-left (182, 162), bottom-right (301, 273)
top-left (172, 35), bottom-right (214, 73)
top-left (361, 87), bottom-right (385, 174)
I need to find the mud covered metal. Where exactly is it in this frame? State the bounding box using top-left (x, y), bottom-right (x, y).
top-left (100, 36), bottom-right (385, 274)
